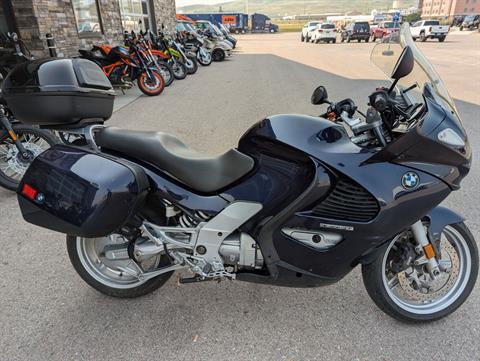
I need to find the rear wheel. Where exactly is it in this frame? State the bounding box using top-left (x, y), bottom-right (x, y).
top-left (67, 235), bottom-right (174, 298)
top-left (137, 71), bottom-right (164, 96)
top-left (439, 36), bottom-right (446, 42)
top-left (420, 32), bottom-right (427, 42)
top-left (301, 34), bottom-right (305, 42)
top-left (0, 125), bottom-right (57, 191)
top-left (362, 222), bottom-right (478, 322)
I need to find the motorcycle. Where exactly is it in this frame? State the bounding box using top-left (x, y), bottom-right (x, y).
top-left (133, 31), bottom-right (175, 87)
top-left (0, 87), bottom-right (57, 191)
top-left (197, 29), bottom-right (233, 62)
top-left (150, 32), bottom-right (188, 80)
top-left (176, 21), bottom-right (213, 66)
top-left (171, 36), bottom-right (198, 75)
top-left (78, 38), bottom-right (164, 96)
top-left (0, 32), bottom-right (35, 80)
top-left (7, 24), bottom-right (477, 323)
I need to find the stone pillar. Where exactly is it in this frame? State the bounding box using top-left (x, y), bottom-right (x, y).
top-left (151, 0), bottom-right (177, 33)
top-left (10, 0), bottom-right (43, 55)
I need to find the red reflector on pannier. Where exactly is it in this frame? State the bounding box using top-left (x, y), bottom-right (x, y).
top-left (21, 184), bottom-right (38, 200)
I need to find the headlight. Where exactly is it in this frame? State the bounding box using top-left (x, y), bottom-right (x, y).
top-left (437, 128), bottom-right (466, 148)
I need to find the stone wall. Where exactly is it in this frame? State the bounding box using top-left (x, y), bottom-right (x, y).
top-left (152, 0), bottom-right (177, 32)
top-left (9, 0), bottom-right (177, 57)
top-left (10, 0), bottom-right (43, 53)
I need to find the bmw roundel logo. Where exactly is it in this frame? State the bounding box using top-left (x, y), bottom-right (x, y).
top-left (402, 172), bottom-right (420, 190)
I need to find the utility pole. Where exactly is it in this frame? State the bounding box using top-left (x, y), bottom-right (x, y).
top-left (245, 0), bottom-right (249, 15)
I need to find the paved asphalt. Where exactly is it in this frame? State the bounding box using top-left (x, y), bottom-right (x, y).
top-left (0, 32), bottom-right (479, 361)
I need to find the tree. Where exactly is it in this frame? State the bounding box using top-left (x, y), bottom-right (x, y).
top-left (404, 13), bottom-right (421, 24)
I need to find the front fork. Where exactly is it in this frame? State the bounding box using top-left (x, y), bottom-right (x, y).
top-left (411, 221), bottom-right (441, 279)
top-left (0, 106), bottom-right (29, 158)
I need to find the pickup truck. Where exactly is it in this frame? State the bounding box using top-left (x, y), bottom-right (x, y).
top-left (370, 21), bottom-right (400, 41)
top-left (410, 20), bottom-right (449, 42)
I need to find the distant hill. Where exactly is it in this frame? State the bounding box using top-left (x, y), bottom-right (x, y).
top-left (177, 0), bottom-right (418, 18)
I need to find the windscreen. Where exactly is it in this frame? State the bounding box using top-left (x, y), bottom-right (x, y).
top-left (354, 22), bottom-right (370, 31)
top-left (321, 24), bottom-right (335, 29)
top-left (371, 24), bottom-right (460, 119)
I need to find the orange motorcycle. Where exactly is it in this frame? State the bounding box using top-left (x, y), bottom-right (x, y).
top-left (79, 41), bottom-right (164, 96)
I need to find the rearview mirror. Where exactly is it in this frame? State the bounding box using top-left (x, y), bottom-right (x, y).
top-left (311, 86), bottom-right (329, 105)
top-left (391, 46), bottom-right (414, 80)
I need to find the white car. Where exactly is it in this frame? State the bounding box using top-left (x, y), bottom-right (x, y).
top-left (311, 23), bottom-right (338, 43)
top-left (301, 21), bottom-right (320, 42)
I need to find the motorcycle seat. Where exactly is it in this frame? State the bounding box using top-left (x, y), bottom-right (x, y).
top-left (96, 127), bottom-right (254, 193)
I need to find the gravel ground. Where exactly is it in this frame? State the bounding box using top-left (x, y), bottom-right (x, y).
top-left (0, 32), bottom-right (479, 361)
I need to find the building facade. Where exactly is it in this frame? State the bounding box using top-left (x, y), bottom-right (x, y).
top-left (1, 0), bottom-right (176, 57)
top-left (420, 0), bottom-right (480, 17)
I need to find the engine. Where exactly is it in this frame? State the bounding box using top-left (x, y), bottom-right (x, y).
top-left (162, 200), bottom-right (264, 271)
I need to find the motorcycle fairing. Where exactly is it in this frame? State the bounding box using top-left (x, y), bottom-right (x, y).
top-left (223, 114), bottom-right (452, 285)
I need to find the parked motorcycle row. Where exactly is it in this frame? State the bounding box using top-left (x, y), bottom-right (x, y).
top-left (78, 25), bottom-right (237, 96)
top-left (0, 25), bottom-right (237, 190)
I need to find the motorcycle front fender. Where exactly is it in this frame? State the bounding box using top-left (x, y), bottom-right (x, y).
top-left (359, 206), bottom-right (465, 265)
top-left (425, 205), bottom-right (465, 245)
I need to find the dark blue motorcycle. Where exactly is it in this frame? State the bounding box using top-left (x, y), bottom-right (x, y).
top-left (5, 25), bottom-right (477, 323)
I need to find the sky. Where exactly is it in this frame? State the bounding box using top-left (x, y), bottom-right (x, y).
top-left (176, 0), bottom-right (235, 7)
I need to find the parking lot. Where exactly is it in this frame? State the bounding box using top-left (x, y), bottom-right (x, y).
top-left (1, 31), bottom-right (479, 360)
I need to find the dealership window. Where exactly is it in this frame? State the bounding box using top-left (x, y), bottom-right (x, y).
top-left (71, 0), bottom-right (103, 36)
top-left (119, 0), bottom-right (152, 32)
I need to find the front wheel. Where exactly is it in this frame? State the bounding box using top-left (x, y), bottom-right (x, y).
top-left (137, 70), bottom-right (164, 96)
top-left (184, 56), bottom-right (198, 74)
top-left (156, 62), bottom-right (174, 87)
top-left (212, 48), bottom-right (225, 62)
top-left (197, 50), bottom-right (212, 66)
top-left (171, 61), bottom-right (187, 79)
top-left (0, 125), bottom-right (58, 191)
top-left (67, 235), bottom-right (173, 298)
top-left (362, 222), bottom-right (478, 322)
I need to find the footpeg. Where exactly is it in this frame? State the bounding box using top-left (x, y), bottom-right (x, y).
top-left (179, 276), bottom-right (214, 284)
